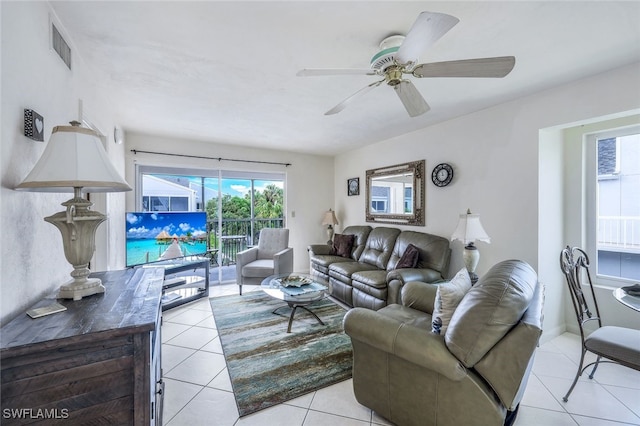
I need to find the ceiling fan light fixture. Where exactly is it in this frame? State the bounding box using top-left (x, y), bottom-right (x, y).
top-left (379, 35), bottom-right (405, 51)
top-left (370, 35), bottom-right (407, 71)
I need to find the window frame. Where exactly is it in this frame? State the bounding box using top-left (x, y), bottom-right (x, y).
top-left (585, 124), bottom-right (640, 287)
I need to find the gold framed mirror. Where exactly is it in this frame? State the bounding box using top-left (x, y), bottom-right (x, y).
top-left (365, 160), bottom-right (425, 226)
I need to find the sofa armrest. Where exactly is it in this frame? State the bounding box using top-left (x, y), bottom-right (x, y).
top-left (387, 267), bottom-right (443, 284)
top-left (274, 247), bottom-right (294, 274)
top-left (308, 244), bottom-right (333, 256)
top-left (400, 281), bottom-right (438, 314)
top-left (344, 308), bottom-right (466, 382)
top-left (386, 268), bottom-right (443, 304)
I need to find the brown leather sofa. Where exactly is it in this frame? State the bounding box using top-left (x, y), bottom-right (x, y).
top-left (344, 259), bottom-right (544, 426)
top-left (308, 225), bottom-right (450, 309)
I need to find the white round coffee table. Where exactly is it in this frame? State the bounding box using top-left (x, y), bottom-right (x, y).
top-left (261, 273), bottom-right (328, 333)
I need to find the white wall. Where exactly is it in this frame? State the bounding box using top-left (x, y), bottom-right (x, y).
top-left (0, 2), bottom-right (125, 325)
top-left (334, 63), bottom-right (640, 342)
top-left (538, 127), bottom-right (566, 339)
top-left (123, 132), bottom-right (335, 273)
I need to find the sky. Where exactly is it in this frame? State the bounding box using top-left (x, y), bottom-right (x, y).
top-left (126, 211), bottom-right (208, 240)
top-left (155, 174), bottom-right (284, 198)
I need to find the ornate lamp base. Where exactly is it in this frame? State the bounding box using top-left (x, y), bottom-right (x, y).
top-left (57, 278), bottom-right (105, 301)
top-left (326, 225), bottom-right (335, 245)
top-left (463, 243), bottom-right (480, 285)
top-left (45, 188), bottom-right (107, 301)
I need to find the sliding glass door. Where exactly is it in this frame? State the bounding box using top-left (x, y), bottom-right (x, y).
top-left (137, 166), bottom-right (285, 284)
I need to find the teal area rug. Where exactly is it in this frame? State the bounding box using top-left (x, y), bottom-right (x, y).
top-left (209, 292), bottom-right (352, 417)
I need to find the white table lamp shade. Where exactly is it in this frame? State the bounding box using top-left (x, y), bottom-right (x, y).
top-left (15, 125), bottom-right (131, 193)
top-left (451, 212), bottom-right (491, 245)
top-left (322, 209), bottom-right (339, 226)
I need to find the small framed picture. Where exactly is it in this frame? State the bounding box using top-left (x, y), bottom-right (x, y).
top-left (24, 109), bottom-right (44, 142)
top-left (347, 177), bottom-right (359, 196)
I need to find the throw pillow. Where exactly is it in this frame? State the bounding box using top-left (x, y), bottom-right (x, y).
top-left (431, 268), bottom-right (472, 334)
top-left (332, 233), bottom-right (355, 258)
top-left (396, 243), bottom-right (420, 269)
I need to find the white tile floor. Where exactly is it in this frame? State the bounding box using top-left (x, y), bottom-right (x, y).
top-left (161, 284), bottom-right (640, 426)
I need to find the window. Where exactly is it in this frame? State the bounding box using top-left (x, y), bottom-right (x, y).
top-left (588, 126), bottom-right (640, 282)
top-left (371, 199), bottom-right (387, 213)
top-left (141, 195), bottom-right (190, 211)
top-left (136, 165), bottom-right (286, 284)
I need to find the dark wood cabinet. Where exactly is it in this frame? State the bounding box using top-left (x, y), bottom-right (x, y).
top-left (1, 268), bottom-right (164, 425)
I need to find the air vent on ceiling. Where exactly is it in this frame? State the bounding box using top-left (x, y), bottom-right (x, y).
top-left (51, 23), bottom-right (71, 70)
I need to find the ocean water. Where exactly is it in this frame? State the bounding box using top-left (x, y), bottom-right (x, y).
top-left (126, 239), bottom-right (207, 267)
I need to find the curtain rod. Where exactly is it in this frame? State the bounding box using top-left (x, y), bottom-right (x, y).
top-left (130, 149), bottom-right (292, 167)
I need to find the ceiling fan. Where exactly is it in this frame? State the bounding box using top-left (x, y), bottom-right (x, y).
top-left (297, 11), bottom-right (515, 117)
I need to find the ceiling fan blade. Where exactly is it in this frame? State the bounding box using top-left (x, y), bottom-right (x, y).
top-left (297, 68), bottom-right (377, 77)
top-left (325, 79), bottom-right (384, 115)
top-left (413, 56), bottom-right (516, 78)
top-left (395, 11), bottom-right (459, 65)
top-left (394, 80), bottom-right (430, 117)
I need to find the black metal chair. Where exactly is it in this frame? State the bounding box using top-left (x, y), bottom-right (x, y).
top-left (559, 246), bottom-right (640, 402)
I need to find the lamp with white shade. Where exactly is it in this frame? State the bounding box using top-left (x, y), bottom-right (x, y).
top-left (321, 209), bottom-right (339, 245)
top-left (451, 209), bottom-right (491, 284)
top-left (16, 121), bottom-right (131, 300)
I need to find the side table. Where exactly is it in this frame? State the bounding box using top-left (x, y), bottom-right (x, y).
top-left (261, 273), bottom-right (328, 333)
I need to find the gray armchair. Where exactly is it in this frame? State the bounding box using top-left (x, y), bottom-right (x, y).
top-left (236, 228), bottom-right (293, 295)
top-left (344, 260), bottom-right (544, 426)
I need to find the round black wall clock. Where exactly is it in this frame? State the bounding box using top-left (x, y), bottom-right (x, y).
top-left (432, 163), bottom-right (454, 187)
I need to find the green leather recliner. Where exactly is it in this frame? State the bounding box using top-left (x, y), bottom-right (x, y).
top-left (344, 259), bottom-right (544, 426)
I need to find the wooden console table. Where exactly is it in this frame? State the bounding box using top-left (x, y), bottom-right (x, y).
top-left (0, 268), bottom-right (165, 425)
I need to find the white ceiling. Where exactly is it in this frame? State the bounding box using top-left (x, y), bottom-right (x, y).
top-left (50, 1), bottom-right (640, 156)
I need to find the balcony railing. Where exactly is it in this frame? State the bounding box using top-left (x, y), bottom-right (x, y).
top-left (207, 218), bottom-right (284, 265)
top-left (598, 216), bottom-right (640, 252)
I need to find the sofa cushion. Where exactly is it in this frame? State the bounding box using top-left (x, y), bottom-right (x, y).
top-left (359, 227), bottom-right (401, 269)
top-left (341, 225), bottom-right (373, 260)
top-left (310, 254), bottom-right (353, 275)
top-left (241, 259), bottom-right (275, 278)
top-left (352, 269), bottom-right (388, 289)
top-left (329, 261), bottom-right (379, 285)
top-left (396, 243), bottom-right (420, 269)
top-left (311, 254), bottom-right (352, 268)
top-left (445, 260), bottom-right (537, 367)
top-left (431, 268), bottom-right (472, 335)
top-left (333, 233), bottom-right (355, 258)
